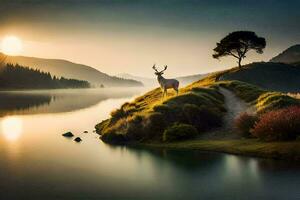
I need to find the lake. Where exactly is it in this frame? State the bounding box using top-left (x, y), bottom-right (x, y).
top-left (0, 88), bottom-right (300, 200)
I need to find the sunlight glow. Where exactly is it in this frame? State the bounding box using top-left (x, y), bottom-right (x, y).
top-left (1, 117), bottom-right (23, 141)
top-left (1, 36), bottom-right (23, 55)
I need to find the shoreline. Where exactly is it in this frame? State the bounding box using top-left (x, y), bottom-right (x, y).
top-left (125, 139), bottom-right (300, 161)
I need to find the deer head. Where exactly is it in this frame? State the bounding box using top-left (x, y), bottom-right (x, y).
top-left (152, 64), bottom-right (167, 76)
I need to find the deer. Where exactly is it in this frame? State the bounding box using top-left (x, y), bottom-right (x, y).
top-left (152, 64), bottom-right (179, 97)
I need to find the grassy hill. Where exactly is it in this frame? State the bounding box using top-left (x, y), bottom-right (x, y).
top-left (96, 63), bottom-right (300, 143)
top-left (95, 63), bottom-right (300, 159)
top-left (270, 44), bottom-right (300, 64)
top-left (0, 53), bottom-right (143, 87)
top-left (219, 62), bottom-right (300, 92)
top-left (96, 79), bottom-right (226, 143)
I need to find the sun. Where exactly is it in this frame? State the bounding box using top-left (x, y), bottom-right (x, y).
top-left (1, 117), bottom-right (23, 141)
top-left (1, 35), bottom-right (23, 55)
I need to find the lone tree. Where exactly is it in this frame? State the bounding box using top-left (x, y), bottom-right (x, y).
top-left (213, 31), bottom-right (266, 68)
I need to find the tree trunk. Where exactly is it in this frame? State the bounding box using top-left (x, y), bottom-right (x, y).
top-left (238, 57), bottom-right (242, 69)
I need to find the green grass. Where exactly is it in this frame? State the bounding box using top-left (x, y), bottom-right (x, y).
top-left (218, 80), bottom-right (300, 113)
top-left (142, 139), bottom-right (300, 160)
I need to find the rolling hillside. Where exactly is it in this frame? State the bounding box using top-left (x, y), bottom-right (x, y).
top-left (270, 44), bottom-right (300, 64)
top-left (96, 63), bottom-right (300, 144)
top-left (0, 53), bottom-right (143, 87)
top-left (219, 62), bottom-right (300, 92)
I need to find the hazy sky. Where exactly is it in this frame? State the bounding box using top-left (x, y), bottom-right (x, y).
top-left (0, 0), bottom-right (299, 77)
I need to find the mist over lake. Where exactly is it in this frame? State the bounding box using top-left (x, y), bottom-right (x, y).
top-left (1, 0), bottom-right (300, 199)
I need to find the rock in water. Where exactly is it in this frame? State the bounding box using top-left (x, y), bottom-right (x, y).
top-left (74, 137), bottom-right (82, 142)
top-left (62, 132), bottom-right (74, 137)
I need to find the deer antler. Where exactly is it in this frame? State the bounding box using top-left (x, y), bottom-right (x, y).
top-left (161, 65), bottom-right (167, 72)
top-left (152, 64), bottom-right (158, 72)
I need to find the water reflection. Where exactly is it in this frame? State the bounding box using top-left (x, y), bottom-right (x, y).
top-left (1, 116), bottom-right (23, 141)
top-left (0, 87), bottom-right (300, 199)
top-left (0, 92), bottom-right (51, 117)
top-left (0, 88), bottom-right (144, 117)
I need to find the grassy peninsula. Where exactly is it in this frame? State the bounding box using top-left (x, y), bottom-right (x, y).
top-left (96, 62), bottom-right (300, 160)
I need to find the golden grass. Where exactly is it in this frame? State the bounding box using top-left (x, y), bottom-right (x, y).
top-left (96, 76), bottom-right (226, 138)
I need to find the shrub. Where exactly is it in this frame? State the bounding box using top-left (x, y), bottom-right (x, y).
top-left (183, 104), bottom-right (222, 131)
top-left (126, 115), bottom-right (144, 141)
top-left (152, 104), bottom-right (178, 122)
top-left (234, 113), bottom-right (258, 138)
top-left (153, 104), bottom-right (170, 114)
top-left (251, 106), bottom-right (300, 141)
top-left (144, 112), bottom-right (167, 140)
top-left (101, 132), bottom-right (127, 144)
top-left (110, 108), bottom-right (126, 120)
top-left (163, 123), bottom-right (198, 142)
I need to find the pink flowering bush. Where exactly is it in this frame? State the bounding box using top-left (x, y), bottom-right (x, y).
top-left (251, 106), bottom-right (300, 141)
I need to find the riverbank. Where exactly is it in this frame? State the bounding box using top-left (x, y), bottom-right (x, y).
top-left (134, 139), bottom-right (300, 161)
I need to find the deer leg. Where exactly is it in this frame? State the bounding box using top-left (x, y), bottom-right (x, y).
top-left (174, 87), bottom-right (178, 95)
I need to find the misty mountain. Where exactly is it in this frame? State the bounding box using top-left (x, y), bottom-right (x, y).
top-left (0, 53), bottom-right (143, 87)
top-left (117, 73), bottom-right (206, 87)
top-left (219, 62), bottom-right (300, 92)
top-left (270, 44), bottom-right (300, 64)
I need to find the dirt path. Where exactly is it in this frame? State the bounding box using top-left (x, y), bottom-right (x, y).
top-left (219, 87), bottom-right (254, 131)
top-left (201, 87), bottom-right (254, 139)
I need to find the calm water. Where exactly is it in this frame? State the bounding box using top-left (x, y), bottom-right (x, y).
top-left (0, 88), bottom-right (300, 200)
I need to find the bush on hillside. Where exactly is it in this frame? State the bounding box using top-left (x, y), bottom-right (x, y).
top-left (234, 113), bottom-right (258, 138)
top-left (110, 108), bottom-right (126, 120)
top-left (126, 115), bottom-right (144, 141)
top-left (251, 106), bottom-right (300, 141)
top-left (144, 112), bottom-right (167, 140)
top-left (152, 104), bottom-right (178, 122)
top-left (163, 123), bottom-right (198, 142)
top-left (183, 104), bottom-right (222, 131)
top-left (101, 132), bottom-right (127, 144)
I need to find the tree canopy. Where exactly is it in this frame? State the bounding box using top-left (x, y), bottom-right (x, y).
top-left (213, 31), bottom-right (266, 68)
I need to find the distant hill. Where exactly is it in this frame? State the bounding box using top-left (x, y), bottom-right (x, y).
top-left (219, 62), bottom-right (300, 92)
top-left (0, 63), bottom-right (90, 89)
top-left (117, 73), bottom-right (206, 87)
top-left (176, 74), bottom-right (207, 86)
top-left (117, 73), bottom-right (156, 86)
top-left (0, 53), bottom-right (143, 87)
top-left (270, 44), bottom-right (300, 64)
